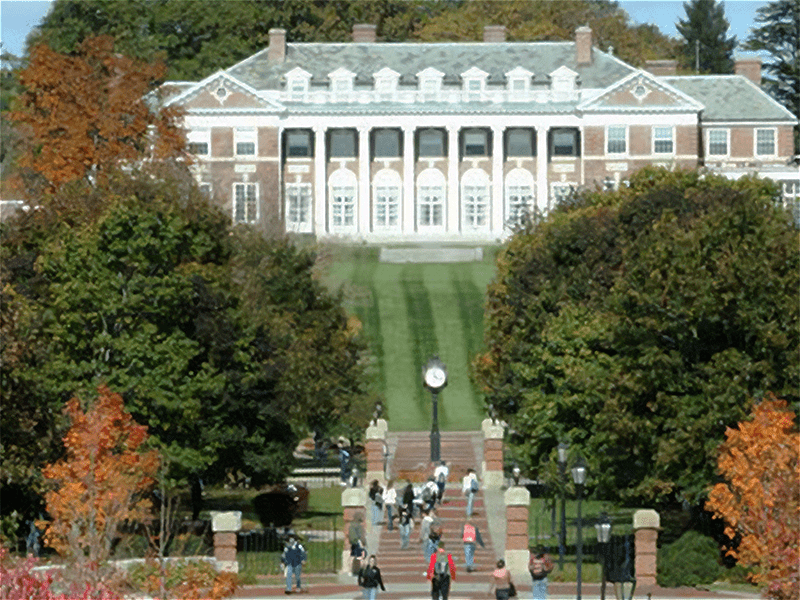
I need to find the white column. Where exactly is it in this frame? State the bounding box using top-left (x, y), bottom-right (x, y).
top-left (314, 127), bottom-right (327, 235)
top-left (491, 126), bottom-right (504, 234)
top-left (447, 125), bottom-right (460, 233)
top-left (403, 127), bottom-right (415, 233)
top-left (358, 126), bottom-right (371, 235)
top-left (536, 126), bottom-right (549, 215)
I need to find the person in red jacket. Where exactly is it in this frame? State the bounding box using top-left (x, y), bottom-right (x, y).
top-left (427, 545), bottom-right (456, 600)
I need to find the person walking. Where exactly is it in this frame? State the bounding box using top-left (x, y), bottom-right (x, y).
top-left (427, 545), bottom-right (456, 600)
top-left (398, 503), bottom-right (413, 549)
top-left (461, 517), bottom-right (484, 572)
top-left (462, 469), bottom-right (479, 517)
top-left (383, 480), bottom-right (397, 531)
top-left (529, 546), bottom-right (554, 600)
top-left (358, 554), bottom-right (386, 600)
top-left (422, 477), bottom-right (438, 511)
top-left (489, 558), bottom-right (516, 600)
top-left (418, 509), bottom-right (433, 563)
top-left (368, 479), bottom-right (384, 525)
top-left (280, 534), bottom-right (307, 594)
top-left (433, 460), bottom-right (449, 504)
top-left (425, 506), bottom-right (443, 565)
top-left (348, 512), bottom-right (367, 575)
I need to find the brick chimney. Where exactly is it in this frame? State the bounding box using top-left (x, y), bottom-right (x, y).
top-left (735, 57), bottom-right (762, 86)
top-left (645, 60), bottom-right (678, 76)
top-left (353, 23), bottom-right (377, 43)
top-left (576, 26), bottom-right (592, 65)
top-left (483, 25), bottom-right (507, 43)
top-left (268, 28), bottom-right (286, 63)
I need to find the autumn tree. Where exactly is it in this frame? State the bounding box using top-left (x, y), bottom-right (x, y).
top-left (706, 396), bottom-right (799, 600)
top-left (9, 36), bottom-right (184, 193)
top-left (41, 386), bottom-right (160, 591)
top-left (475, 168), bottom-right (800, 504)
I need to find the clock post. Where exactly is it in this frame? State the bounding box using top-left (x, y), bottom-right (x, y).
top-left (422, 356), bottom-right (447, 463)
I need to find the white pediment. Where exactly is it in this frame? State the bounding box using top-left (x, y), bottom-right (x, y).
top-left (286, 67), bottom-right (312, 80)
top-left (550, 65), bottom-right (578, 80)
top-left (374, 67), bottom-right (400, 80)
top-left (506, 66), bottom-right (534, 79)
top-left (328, 67), bottom-right (356, 80)
top-left (461, 66), bottom-right (489, 79)
top-left (417, 67), bottom-right (445, 79)
top-left (165, 71), bottom-right (283, 111)
top-left (578, 70), bottom-right (704, 112)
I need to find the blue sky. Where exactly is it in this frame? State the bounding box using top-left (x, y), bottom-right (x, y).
top-left (1, 0), bottom-right (769, 59)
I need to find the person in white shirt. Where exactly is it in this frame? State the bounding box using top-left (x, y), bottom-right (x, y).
top-left (462, 469), bottom-right (479, 517)
top-left (383, 480), bottom-right (397, 531)
top-left (433, 461), bottom-right (449, 504)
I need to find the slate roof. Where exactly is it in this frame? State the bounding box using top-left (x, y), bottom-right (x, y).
top-left (663, 75), bottom-right (796, 122)
top-left (228, 41), bottom-right (635, 90)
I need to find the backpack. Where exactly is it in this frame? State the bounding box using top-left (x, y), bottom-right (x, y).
top-left (437, 472), bottom-right (446, 484)
top-left (470, 478), bottom-right (479, 493)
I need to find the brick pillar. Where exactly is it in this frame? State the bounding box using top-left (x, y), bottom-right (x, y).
top-left (504, 486), bottom-right (531, 575)
top-left (212, 511), bottom-right (241, 573)
top-left (365, 418), bottom-right (387, 484)
top-left (633, 509), bottom-right (660, 594)
top-left (482, 418), bottom-right (504, 489)
top-left (340, 488), bottom-right (367, 574)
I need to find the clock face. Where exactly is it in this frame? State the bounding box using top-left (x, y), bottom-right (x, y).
top-left (425, 366), bottom-right (446, 389)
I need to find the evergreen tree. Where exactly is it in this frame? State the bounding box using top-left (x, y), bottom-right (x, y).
top-left (676, 0), bottom-right (736, 73)
top-left (745, 0), bottom-right (800, 153)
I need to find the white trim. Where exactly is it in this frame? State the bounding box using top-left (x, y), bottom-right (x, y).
top-left (707, 128), bottom-right (730, 158)
top-left (754, 127), bottom-right (777, 158)
top-left (417, 168), bottom-right (446, 231)
top-left (461, 168), bottom-right (490, 230)
top-left (328, 168), bottom-right (358, 232)
top-left (232, 182), bottom-right (259, 224)
top-left (234, 127), bottom-right (257, 156)
top-left (652, 125), bottom-right (675, 156)
top-left (187, 129), bottom-right (210, 156)
top-left (372, 169), bottom-right (402, 230)
top-left (504, 168), bottom-right (535, 228)
top-left (606, 125), bottom-right (627, 156)
top-left (285, 182), bottom-right (313, 233)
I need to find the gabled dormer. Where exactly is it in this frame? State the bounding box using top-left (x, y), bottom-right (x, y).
top-left (373, 67), bottom-right (400, 102)
top-left (417, 67), bottom-right (445, 102)
top-left (461, 67), bottom-right (489, 102)
top-left (328, 67), bottom-right (356, 103)
top-left (285, 67), bottom-right (312, 102)
top-left (505, 66), bottom-right (533, 101)
top-left (549, 66), bottom-right (579, 101)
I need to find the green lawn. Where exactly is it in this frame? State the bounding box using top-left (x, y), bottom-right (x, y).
top-left (319, 245), bottom-right (499, 431)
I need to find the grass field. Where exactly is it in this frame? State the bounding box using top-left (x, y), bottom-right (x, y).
top-left (318, 245), bottom-right (499, 431)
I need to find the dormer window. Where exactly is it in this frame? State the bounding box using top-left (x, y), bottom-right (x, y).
top-left (417, 68), bottom-right (444, 102)
top-left (505, 67), bottom-right (533, 101)
top-left (461, 67), bottom-right (488, 102)
top-left (328, 68), bottom-right (355, 103)
top-left (373, 67), bottom-right (399, 102)
top-left (285, 67), bottom-right (312, 102)
top-left (550, 66), bottom-right (578, 99)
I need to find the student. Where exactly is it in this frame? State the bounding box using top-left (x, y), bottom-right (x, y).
top-left (427, 545), bottom-right (456, 600)
top-left (280, 534), bottom-right (307, 594)
top-left (461, 517), bottom-right (484, 572)
top-left (383, 480), bottom-right (397, 530)
top-left (426, 506), bottom-right (443, 565)
top-left (433, 460), bottom-right (449, 504)
top-left (461, 469), bottom-right (479, 517)
top-left (368, 479), bottom-right (384, 525)
top-left (398, 504), bottom-right (413, 549)
top-left (422, 477), bottom-right (438, 511)
top-left (529, 546), bottom-right (554, 600)
top-left (348, 512), bottom-right (366, 575)
top-left (489, 558), bottom-right (516, 600)
top-left (358, 554), bottom-right (386, 600)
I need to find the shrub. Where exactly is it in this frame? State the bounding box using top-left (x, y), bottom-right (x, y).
top-left (657, 530), bottom-right (722, 587)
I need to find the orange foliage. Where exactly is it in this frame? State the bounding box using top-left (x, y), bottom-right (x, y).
top-left (41, 386), bottom-right (160, 587)
top-left (706, 395), bottom-right (800, 600)
top-left (9, 36), bottom-right (185, 193)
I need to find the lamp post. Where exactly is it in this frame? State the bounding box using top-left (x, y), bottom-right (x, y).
top-left (571, 455), bottom-right (587, 600)
top-left (595, 512), bottom-right (612, 600)
top-left (422, 356), bottom-right (447, 463)
top-left (557, 442), bottom-right (568, 569)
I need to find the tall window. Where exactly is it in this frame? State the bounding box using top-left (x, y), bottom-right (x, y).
top-left (417, 169), bottom-right (445, 228)
top-left (285, 129), bottom-right (312, 158)
top-left (418, 129), bottom-right (446, 158)
top-left (653, 126), bottom-right (674, 154)
top-left (462, 129), bottom-right (489, 157)
top-left (756, 128), bottom-right (776, 156)
top-left (708, 129), bottom-right (729, 156)
top-left (373, 129), bottom-right (401, 159)
top-left (505, 128), bottom-right (534, 158)
top-left (550, 129), bottom-right (579, 157)
top-left (235, 128), bottom-right (256, 156)
top-left (329, 169), bottom-right (357, 229)
top-left (505, 168), bottom-right (535, 227)
top-left (286, 183), bottom-right (312, 232)
top-left (461, 169), bottom-right (489, 229)
top-left (233, 183), bottom-right (258, 223)
top-left (607, 126), bottom-right (627, 154)
top-left (373, 170), bottom-right (401, 229)
top-left (329, 129), bottom-right (357, 159)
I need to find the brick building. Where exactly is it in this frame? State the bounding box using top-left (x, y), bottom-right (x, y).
top-left (163, 25), bottom-right (798, 241)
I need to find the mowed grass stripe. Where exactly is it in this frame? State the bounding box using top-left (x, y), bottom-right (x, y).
top-left (349, 261), bottom-right (387, 398)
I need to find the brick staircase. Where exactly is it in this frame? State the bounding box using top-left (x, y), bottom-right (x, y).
top-left (376, 431), bottom-right (499, 586)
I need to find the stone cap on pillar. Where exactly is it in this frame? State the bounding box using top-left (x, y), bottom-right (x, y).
top-left (366, 418), bottom-right (388, 439)
top-left (342, 487), bottom-right (368, 507)
top-left (482, 418), bottom-right (504, 439)
top-left (211, 511), bottom-right (242, 533)
top-left (633, 509), bottom-right (661, 530)
top-left (504, 486), bottom-right (531, 506)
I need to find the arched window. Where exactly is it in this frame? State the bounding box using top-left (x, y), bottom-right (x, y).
top-left (461, 168), bottom-right (490, 229)
top-left (328, 168), bottom-right (357, 230)
top-left (373, 169), bottom-right (401, 229)
top-left (416, 168), bottom-right (445, 229)
top-left (505, 168), bottom-right (535, 228)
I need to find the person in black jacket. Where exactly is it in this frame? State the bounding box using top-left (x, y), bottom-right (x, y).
top-left (358, 554), bottom-right (386, 600)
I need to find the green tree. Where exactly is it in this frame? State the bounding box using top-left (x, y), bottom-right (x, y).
top-left (745, 0), bottom-right (800, 153)
top-left (676, 0), bottom-right (736, 73)
top-left (475, 168), bottom-right (800, 505)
